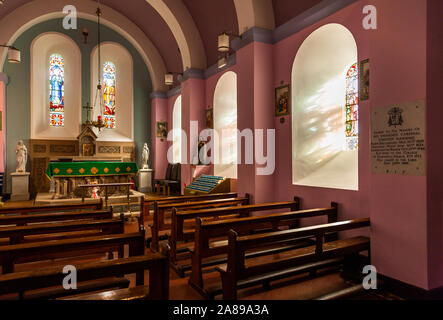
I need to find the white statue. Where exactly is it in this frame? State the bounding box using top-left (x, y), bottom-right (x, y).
top-left (15, 140), bottom-right (28, 173)
top-left (141, 142), bottom-right (150, 169)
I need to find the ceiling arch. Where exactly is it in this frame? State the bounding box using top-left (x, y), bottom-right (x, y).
top-left (146, 0), bottom-right (206, 71)
top-left (0, 0), bottom-right (168, 91)
top-left (233, 0), bottom-right (275, 34)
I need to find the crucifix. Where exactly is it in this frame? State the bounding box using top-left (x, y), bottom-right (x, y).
top-left (83, 103), bottom-right (93, 125)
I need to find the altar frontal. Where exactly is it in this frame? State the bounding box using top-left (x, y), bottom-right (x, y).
top-left (46, 162), bottom-right (138, 199)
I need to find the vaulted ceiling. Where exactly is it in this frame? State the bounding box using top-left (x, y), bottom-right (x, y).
top-left (0, 0), bottom-right (325, 84)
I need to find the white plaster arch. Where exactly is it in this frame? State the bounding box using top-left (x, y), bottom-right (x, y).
top-left (31, 32), bottom-right (82, 140)
top-left (233, 0), bottom-right (275, 34)
top-left (145, 0), bottom-right (206, 70)
top-left (0, 0), bottom-right (168, 91)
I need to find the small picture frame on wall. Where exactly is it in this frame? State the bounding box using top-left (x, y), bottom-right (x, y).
top-left (275, 84), bottom-right (291, 116)
top-left (156, 121), bottom-right (168, 138)
top-left (205, 108), bottom-right (213, 129)
top-left (360, 59), bottom-right (370, 101)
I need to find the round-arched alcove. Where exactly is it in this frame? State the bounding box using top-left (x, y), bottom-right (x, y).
top-left (292, 23), bottom-right (358, 190)
top-left (213, 71), bottom-right (238, 179)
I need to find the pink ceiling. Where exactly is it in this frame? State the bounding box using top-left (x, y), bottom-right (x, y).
top-left (182, 0), bottom-right (238, 68)
top-left (273, 0), bottom-right (324, 27)
top-left (1, 0), bottom-right (331, 76)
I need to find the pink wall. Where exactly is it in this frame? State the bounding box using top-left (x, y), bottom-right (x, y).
top-left (426, 0), bottom-right (443, 290)
top-left (151, 98), bottom-right (169, 180)
top-left (151, 0), bottom-right (437, 290)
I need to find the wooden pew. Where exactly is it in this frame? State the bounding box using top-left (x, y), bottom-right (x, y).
top-left (0, 209), bottom-right (113, 227)
top-left (0, 227), bottom-right (146, 274)
top-left (169, 198), bottom-right (301, 276)
top-left (217, 218), bottom-right (370, 300)
top-left (0, 217), bottom-right (124, 245)
top-left (0, 199), bottom-right (103, 216)
top-left (139, 192), bottom-right (238, 226)
top-left (0, 251), bottom-right (169, 300)
top-left (150, 195), bottom-right (250, 252)
top-left (188, 204), bottom-right (338, 298)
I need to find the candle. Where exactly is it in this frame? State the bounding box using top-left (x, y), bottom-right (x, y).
top-left (98, 115), bottom-right (102, 122)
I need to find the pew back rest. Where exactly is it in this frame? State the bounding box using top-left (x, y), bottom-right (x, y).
top-left (196, 206), bottom-right (338, 257)
top-left (0, 209), bottom-right (113, 226)
top-left (227, 218), bottom-right (370, 274)
top-left (172, 199), bottom-right (301, 242)
top-left (0, 253), bottom-right (169, 300)
top-left (0, 200), bottom-right (103, 216)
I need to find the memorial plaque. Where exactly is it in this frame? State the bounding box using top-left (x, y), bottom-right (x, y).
top-left (371, 99), bottom-right (425, 175)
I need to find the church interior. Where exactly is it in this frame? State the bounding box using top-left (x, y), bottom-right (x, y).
top-left (0, 0), bottom-right (441, 303)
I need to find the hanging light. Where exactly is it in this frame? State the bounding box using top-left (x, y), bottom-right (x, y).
top-left (218, 32), bottom-right (230, 52)
top-left (91, 4), bottom-right (105, 131)
top-left (0, 45), bottom-right (21, 63)
top-left (165, 73), bottom-right (174, 86)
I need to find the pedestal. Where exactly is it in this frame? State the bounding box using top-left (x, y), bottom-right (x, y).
top-left (137, 169), bottom-right (153, 193)
top-left (10, 172), bottom-right (30, 201)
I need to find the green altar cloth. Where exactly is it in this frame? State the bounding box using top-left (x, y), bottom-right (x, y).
top-left (46, 162), bottom-right (139, 178)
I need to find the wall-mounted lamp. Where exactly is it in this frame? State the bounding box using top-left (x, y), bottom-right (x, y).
top-left (217, 32), bottom-right (241, 53)
top-left (165, 72), bottom-right (183, 86)
top-left (0, 45), bottom-right (21, 63)
top-left (82, 27), bottom-right (89, 44)
top-left (217, 55), bottom-right (228, 69)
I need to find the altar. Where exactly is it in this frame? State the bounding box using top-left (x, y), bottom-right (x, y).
top-left (46, 161), bottom-right (138, 199)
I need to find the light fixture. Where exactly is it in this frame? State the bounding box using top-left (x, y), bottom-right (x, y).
top-left (91, 4), bottom-right (106, 131)
top-left (82, 27), bottom-right (89, 44)
top-left (218, 32), bottom-right (230, 52)
top-left (0, 45), bottom-right (21, 63)
top-left (164, 72), bottom-right (183, 86)
top-left (218, 55), bottom-right (228, 69)
top-left (217, 32), bottom-right (241, 53)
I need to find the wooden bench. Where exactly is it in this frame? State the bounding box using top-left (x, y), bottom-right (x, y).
top-left (0, 199), bottom-right (103, 216)
top-left (0, 217), bottom-right (124, 245)
top-left (0, 209), bottom-right (113, 227)
top-left (0, 251), bottom-right (169, 300)
top-left (139, 192), bottom-right (238, 226)
top-left (217, 218), bottom-right (370, 299)
top-left (0, 227), bottom-right (146, 274)
top-left (188, 204), bottom-right (338, 298)
top-left (169, 198), bottom-right (301, 276)
top-left (150, 196), bottom-right (250, 252)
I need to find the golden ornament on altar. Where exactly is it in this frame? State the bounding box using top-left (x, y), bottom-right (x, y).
top-left (91, 167), bottom-right (99, 175)
top-left (54, 168), bottom-right (60, 174)
top-left (104, 167), bottom-right (109, 173)
top-left (66, 168), bottom-right (73, 174)
top-left (126, 167), bottom-right (131, 172)
top-left (79, 168), bottom-right (85, 174)
top-left (115, 167), bottom-right (121, 173)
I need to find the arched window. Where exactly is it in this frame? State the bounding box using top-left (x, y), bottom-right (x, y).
top-left (172, 96), bottom-right (182, 163)
top-left (292, 24), bottom-right (358, 190)
top-left (103, 62), bottom-right (116, 129)
top-left (49, 54), bottom-right (64, 127)
top-left (345, 63), bottom-right (359, 151)
top-left (214, 71), bottom-right (237, 179)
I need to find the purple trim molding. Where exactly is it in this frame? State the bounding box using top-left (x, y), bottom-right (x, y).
top-left (150, 91), bottom-right (167, 99)
top-left (166, 85), bottom-right (181, 98)
top-left (273, 0), bottom-right (360, 43)
top-left (182, 69), bottom-right (205, 81)
top-left (0, 72), bottom-right (8, 84)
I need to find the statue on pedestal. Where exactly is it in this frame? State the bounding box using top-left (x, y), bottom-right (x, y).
top-left (141, 143), bottom-right (150, 169)
top-left (15, 140), bottom-right (28, 173)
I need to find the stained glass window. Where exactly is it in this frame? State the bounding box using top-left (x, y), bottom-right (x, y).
top-left (345, 63), bottom-right (359, 151)
top-left (49, 54), bottom-right (65, 127)
top-left (103, 62), bottom-right (116, 129)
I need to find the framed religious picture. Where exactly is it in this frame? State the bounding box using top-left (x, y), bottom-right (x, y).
top-left (156, 121), bottom-right (168, 138)
top-left (82, 143), bottom-right (94, 157)
top-left (275, 84), bottom-right (291, 116)
top-left (205, 108), bottom-right (213, 129)
top-left (360, 59), bottom-right (370, 101)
